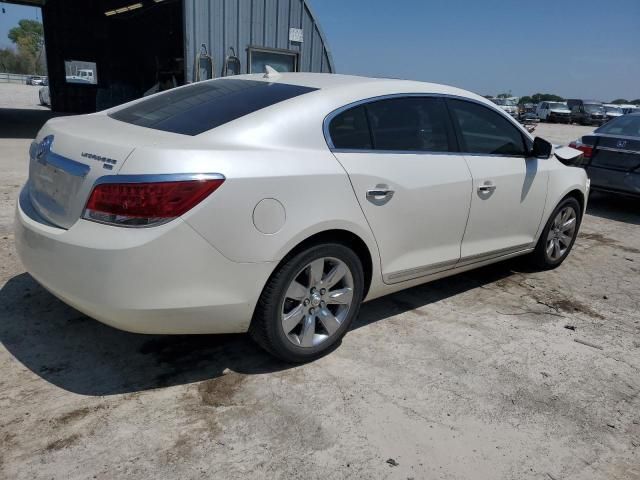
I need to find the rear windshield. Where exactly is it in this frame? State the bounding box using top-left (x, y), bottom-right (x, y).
top-left (109, 79), bottom-right (318, 136)
top-left (596, 115), bottom-right (640, 137)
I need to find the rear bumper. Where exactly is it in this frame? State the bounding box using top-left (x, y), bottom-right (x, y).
top-left (586, 166), bottom-right (640, 197)
top-left (14, 188), bottom-right (274, 334)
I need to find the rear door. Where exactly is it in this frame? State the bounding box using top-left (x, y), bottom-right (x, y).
top-left (446, 98), bottom-right (548, 261)
top-left (329, 96), bottom-right (472, 283)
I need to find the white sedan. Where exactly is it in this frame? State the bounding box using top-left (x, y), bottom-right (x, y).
top-left (15, 73), bottom-right (589, 362)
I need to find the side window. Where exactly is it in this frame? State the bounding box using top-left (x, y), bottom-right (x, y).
top-left (328, 105), bottom-right (372, 150)
top-left (366, 97), bottom-right (452, 152)
top-left (448, 99), bottom-right (527, 156)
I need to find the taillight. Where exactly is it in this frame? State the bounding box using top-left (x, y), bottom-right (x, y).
top-left (83, 177), bottom-right (224, 227)
top-left (569, 140), bottom-right (593, 159)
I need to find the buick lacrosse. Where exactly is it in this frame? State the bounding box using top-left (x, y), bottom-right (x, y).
top-left (16, 73), bottom-right (589, 362)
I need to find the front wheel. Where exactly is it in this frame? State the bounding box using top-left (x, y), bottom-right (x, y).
top-left (530, 197), bottom-right (581, 269)
top-left (250, 243), bottom-right (364, 363)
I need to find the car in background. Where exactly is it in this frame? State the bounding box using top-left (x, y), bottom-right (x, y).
top-left (536, 101), bottom-right (571, 123)
top-left (620, 104), bottom-right (640, 115)
top-left (15, 73), bottom-right (588, 362)
top-left (567, 99), bottom-right (606, 126)
top-left (570, 113), bottom-right (640, 197)
top-left (39, 86), bottom-right (51, 107)
top-left (491, 97), bottom-right (519, 117)
top-left (603, 104), bottom-right (624, 122)
top-left (25, 75), bottom-right (45, 86)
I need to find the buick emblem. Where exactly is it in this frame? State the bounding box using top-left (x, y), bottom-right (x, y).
top-left (36, 135), bottom-right (54, 161)
top-left (616, 140), bottom-right (628, 149)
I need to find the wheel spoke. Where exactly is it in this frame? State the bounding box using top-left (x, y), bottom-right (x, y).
top-left (546, 240), bottom-right (554, 256)
top-left (286, 281), bottom-right (308, 301)
top-left (299, 315), bottom-right (316, 347)
top-left (562, 217), bottom-right (576, 231)
top-left (317, 308), bottom-right (341, 335)
top-left (553, 238), bottom-right (561, 258)
top-left (327, 287), bottom-right (353, 305)
top-left (308, 259), bottom-right (325, 287)
top-left (282, 305), bottom-right (305, 334)
top-left (559, 233), bottom-right (572, 247)
top-left (321, 263), bottom-right (347, 289)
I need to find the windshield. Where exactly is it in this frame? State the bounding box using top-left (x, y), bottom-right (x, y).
top-left (596, 115), bottom-right (640, 137)
top-left (604, 106), bottom-right (622, 114)
top-left (584, 104), bottom-right (604, 113)
top-left (548, 102), bottom-right (567, 110)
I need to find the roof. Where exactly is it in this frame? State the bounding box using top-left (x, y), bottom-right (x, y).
top-left (230, 72), bottom-right (486, 102)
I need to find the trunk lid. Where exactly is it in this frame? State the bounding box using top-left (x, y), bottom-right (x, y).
top-left (27, 114), bottom-right (143, 229)
top-left (587, 134), bottom-right (640, 172)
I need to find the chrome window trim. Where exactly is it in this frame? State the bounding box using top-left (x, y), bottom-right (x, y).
top-left (322, 92), bottom-right (532, 155)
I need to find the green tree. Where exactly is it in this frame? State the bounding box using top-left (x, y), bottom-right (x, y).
top-left (7, 19), bottom-right (44, 74)
top-left (0, 47), bottom-right (32, 74)
top-left (518, 96), bottom-right (534, 105)
top-left (610, 99), bottom-right (629, 105)
top-left (631, 99), bottom-right (640, 105)
top-left (529, 93), bottom-right (565, 103)
top-left (496, 91), bottom-right (512, 98)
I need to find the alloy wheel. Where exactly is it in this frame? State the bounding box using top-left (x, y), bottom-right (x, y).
top-left (546, 206), bottom-right (577, 261)
top-left (280, 257), bottom-right (354, 348)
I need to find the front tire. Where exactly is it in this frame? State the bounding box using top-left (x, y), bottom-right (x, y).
top-left (530, 197), bottom-right (581, 269)
top-left (250, 243), bottom-right (364, 363)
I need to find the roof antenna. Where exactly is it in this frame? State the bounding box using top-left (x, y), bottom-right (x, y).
top-left (263, 65), bottom-right (280, 79)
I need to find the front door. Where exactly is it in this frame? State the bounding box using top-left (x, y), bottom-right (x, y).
top-left (328, 96), bottom-right (472, 283)
top-left (446, 98), bottom-right (548, 261)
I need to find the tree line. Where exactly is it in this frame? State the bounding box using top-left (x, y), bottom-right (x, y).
top-left (0, 19), bottom-right (46, 75)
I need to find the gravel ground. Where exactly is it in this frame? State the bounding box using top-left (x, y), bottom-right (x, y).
top-left (1, 92), bottom-right (639, 480)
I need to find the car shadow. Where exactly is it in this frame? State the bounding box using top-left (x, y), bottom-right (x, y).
top-left (1, 260), bottom-right (522, 396)
top-left (587, 191), bottom-right (640, 226)
top-left (0, 108), bottom-right (68, 139)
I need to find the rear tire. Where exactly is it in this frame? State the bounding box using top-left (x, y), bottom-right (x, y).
top-left (249, 243), bottom-right (364, 363)
top-left (529, 197), bottom-right (581, 270)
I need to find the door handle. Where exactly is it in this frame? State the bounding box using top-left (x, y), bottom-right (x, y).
top-left (366, 189), bottom-right (394, 198)
top-left (477, 183), bottom-right (497, 194)
top-left (366, 185), bottom-right (395, 204)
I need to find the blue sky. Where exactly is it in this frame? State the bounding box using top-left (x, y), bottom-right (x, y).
top-left (1, 1), bottom-right (638, 100)
top-left (309, 0), bottom-right (639, 101)
top-left (0, 3), bottom-right (41, 47)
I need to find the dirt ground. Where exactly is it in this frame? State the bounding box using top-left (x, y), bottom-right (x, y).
top-left (1, 85), bottom-right (639, 480)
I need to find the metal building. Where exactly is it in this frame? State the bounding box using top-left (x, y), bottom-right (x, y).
top-left (8, 0), bottom-right (334, 113)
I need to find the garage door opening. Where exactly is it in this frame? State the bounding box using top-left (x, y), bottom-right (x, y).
top-left (42, 0), bottom-right (184, 113)
top-left (96, 0), bottom-right (184, 109)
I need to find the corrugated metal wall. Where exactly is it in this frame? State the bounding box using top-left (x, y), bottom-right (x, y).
top-left (183, 0), bottom-right (334, 82)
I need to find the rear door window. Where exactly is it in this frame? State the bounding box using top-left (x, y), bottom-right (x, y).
top-left (448, 99), bottom-right (527, 156)
top-left (109, 79), bottom-right (317, 136)
top-left (328, 106), bottom-right (373, 150)
top-left (366, 97), bottom-right (453, 152)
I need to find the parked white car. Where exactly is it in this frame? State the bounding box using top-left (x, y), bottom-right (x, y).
top-left (39, 85), bottom-right (51, 107)
top-left (536, 101), bottom-right (572, 123)
top-left (491, 97), bottom-right (519, 117)
top-left (603, 104), bottom-right (624, 122)
top-left (15, 73), bottom-right (589, 362)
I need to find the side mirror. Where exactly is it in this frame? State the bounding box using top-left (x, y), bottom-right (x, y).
top-left (531, 137), bottom-right (552, 159)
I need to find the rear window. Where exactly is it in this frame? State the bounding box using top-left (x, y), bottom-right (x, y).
top-left (595, 115), bottom-right (640, 137)
top-left (109, 79), bottom-right (317, 136)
